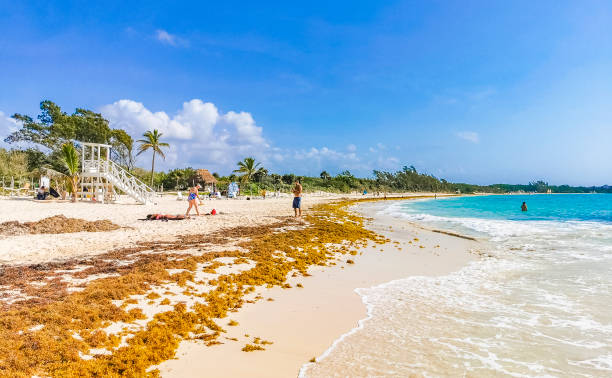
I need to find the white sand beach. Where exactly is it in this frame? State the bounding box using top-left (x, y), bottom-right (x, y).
top-left (155, 199), bottom-right (480, 377)
top-left (0, 193), bottom-right (481, 377)
top-left (0, 195), bottom-right (322, 265)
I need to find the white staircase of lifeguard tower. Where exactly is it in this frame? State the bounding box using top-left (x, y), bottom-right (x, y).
top-left (80, 142), bottom-right (156, 204)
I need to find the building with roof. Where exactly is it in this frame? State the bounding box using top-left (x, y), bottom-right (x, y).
top-left (193, 169), bottom-right (218, 193)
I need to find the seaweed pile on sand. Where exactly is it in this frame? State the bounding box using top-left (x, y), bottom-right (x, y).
top-left (0, 215), bottom-right (120, 236)
top-left (0, 199), bottom-right (399, 377)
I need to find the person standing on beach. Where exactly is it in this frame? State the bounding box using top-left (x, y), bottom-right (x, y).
top-left (292, 179), bottom-right (302, 217)
top-left (186, 184), bottom-right (201, 216)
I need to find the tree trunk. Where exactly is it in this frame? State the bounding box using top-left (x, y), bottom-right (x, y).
top-left (71, 176), bottom-right (77, 203)
top-left (128, 149), bottom-right (135, 171)
top-left (150, 150), bottom-right (156, 187)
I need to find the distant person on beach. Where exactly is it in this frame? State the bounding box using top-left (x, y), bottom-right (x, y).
top-left (185, 184), bottom-right (201, 216)
top-left (292, 180), bottom-right (303, 217)
top-left (521, 202), bottom-right (528, 211)
top-left (37, 186), bottom-right (48, 200)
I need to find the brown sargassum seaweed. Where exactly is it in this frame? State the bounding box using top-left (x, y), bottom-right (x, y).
top-left (0, 197), bottom-right (424, 377)
top-left (0, 215), bottom-right (120, 236)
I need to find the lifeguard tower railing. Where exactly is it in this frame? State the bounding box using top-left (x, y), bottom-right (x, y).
top-left (80, 141), bottom-right (155, 204)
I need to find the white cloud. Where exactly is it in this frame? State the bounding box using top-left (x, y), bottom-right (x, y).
top-left (101, 99), bottom-right (380, 175)
top-left (99, 99), bottom-right (406, 176)
top-left (376, 156), bottom-right (400, 169)
top-left (283, 144), bottom-right (402, 176)
top-left (285, 146), bottom-right (362, 175)
top-left (2, 102), bottom-right (402, 177)
top-left (101, 99), bottom-right (196, 139)
top-left (100, 99), bottom-right (268, 172)
top-left (456, 131), bottom-right (480, 143)
top-left (0, 111), bottom-right (18, 133)
top-left (155, 29), bottom-right (187, 47)
top-left (0, 111), bottom-right (19, 148)
top-left (368, 142), bottom-right (388, 154)
top-left (222, 111), bottom-right (266, 147)
top-left (293, 147), bottom-right (358, 163)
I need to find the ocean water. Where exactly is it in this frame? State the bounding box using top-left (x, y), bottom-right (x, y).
top-left (301, 194), bottom-right (612, 377)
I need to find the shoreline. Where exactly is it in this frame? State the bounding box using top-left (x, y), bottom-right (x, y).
top-left (0, 194), bottom-right (482, 377)
top-left (158, 198), bottom-right (481, 377)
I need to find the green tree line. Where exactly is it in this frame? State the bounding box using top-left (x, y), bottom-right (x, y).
top-left (2, 100), bottom-right (610, 195)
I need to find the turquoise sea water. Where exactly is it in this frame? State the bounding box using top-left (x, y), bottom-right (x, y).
top-left (405, 194), bottom-right (612, 223)
top-left (303, 194), bottom-right (612, 377)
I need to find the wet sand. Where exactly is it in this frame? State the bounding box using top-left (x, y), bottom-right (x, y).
top-left (157, 200), bottom-right (480, 377)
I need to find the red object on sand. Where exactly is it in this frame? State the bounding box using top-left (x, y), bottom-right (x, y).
top-left (211, 209), bottom-right (217, 215)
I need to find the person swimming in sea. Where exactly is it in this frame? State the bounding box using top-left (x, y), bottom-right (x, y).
top-left (521, 201), bottom-right (528, 211)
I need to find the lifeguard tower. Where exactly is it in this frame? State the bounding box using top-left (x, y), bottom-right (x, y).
top-left (80, 142), bottom-right (155, 204)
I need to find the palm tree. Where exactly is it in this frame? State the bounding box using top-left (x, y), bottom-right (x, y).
top-left (61, 143), bottom-right (80, 202)
top-left (233, 157), bottom-right (265, 183)
top-left (320, 170), bottom-right (331, 180)
top-left (136, 129), bottom-right (169, 187)
top-left (234, 157), bottom-right (265, 196)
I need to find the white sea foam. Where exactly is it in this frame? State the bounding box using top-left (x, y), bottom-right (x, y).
top-left (302, 200), bottom-right (612, 377)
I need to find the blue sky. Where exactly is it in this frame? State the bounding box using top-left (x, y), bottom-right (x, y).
top-left (0, 0), bottom-right (611, 185)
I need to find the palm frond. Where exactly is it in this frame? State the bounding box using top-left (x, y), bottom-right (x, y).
top-left (136, 129), bottom-right (169, 185)
top-left (136, 143), bottom-right (153, 156)
top-left (61, 143), bottom-right (79, 176)
top-left (155, 147), bottom-right (166, 160)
